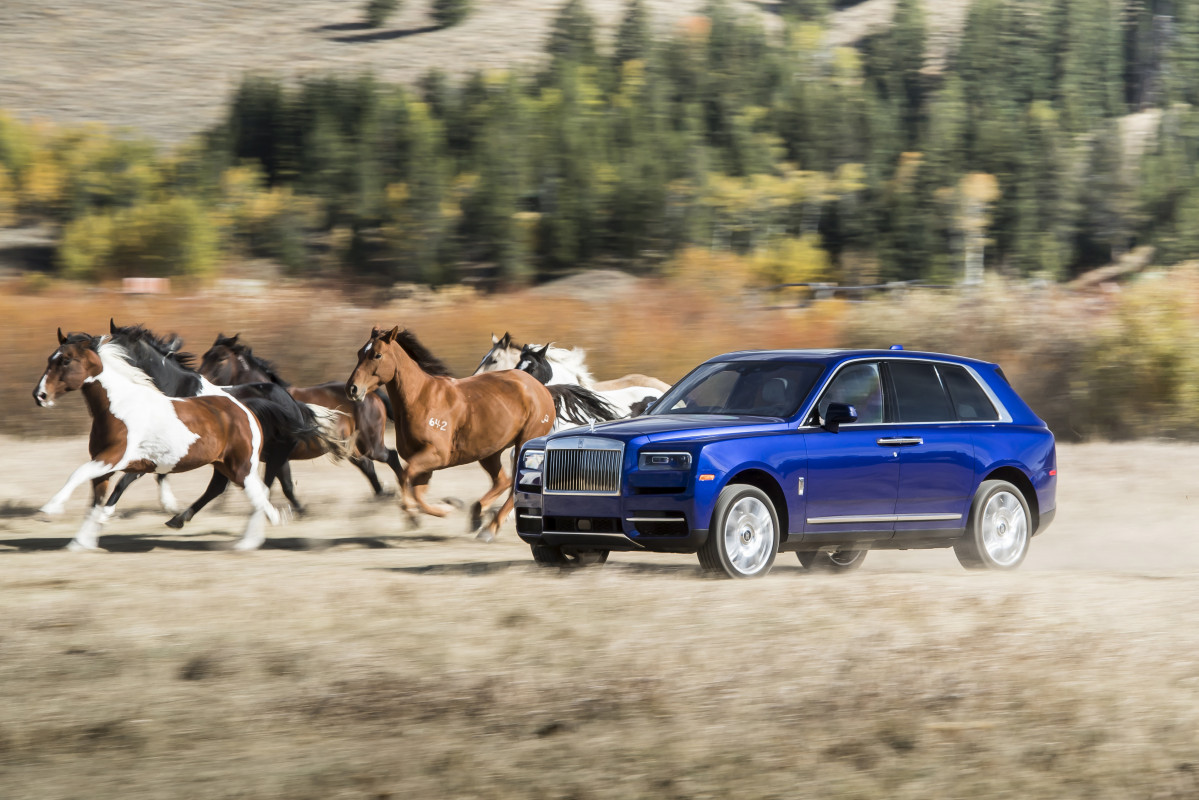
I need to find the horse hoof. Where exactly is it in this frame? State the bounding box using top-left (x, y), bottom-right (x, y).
top-left (65, 540), bottom-right (101, 552)
top-left (39, 503), bottom-right (64, 517)
top-left (375, 486), bottom-right (397, 500)
top-left (475, 530), bottom-right (495, 544)
top-left (232, 538), bottom-right (263, 551)
top-left (443, 497), bottom-right (467, 511)
top-left (164, 516), bottom-right (186, 530)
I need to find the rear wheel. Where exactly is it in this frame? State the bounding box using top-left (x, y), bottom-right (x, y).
top-left (698, 484), bottom-right (779, 579)
top-left (530, 544), bottom-right (609, 568)
top-left (954, 480), bottom-right (1031, 570)
top-left (798, 549), bottom-right (867, 572)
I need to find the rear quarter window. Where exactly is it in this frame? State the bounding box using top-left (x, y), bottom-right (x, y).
top-left (938, 364), bottom-right (1000, 421)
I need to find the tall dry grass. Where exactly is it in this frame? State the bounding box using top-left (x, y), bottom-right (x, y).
top-left (7, 269), bottom-right (1199, 441)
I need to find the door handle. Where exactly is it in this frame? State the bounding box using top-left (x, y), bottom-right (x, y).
top-left (876, 437), bottom-right (923, 447)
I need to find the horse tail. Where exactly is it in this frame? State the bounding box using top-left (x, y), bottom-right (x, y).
top-left (547, 385), bottom-right (622, 425)
top-left (373, 388), bottom-right (393, 419)
top-left (231, 383), bottom-right (349, 462)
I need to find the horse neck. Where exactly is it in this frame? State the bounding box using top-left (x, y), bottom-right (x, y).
top-left (382, 342), bottom-right (433, 408)
top-left (80, 375), bottom-right (114, 420)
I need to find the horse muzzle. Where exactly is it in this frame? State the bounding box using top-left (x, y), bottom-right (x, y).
top-left (34, 389), bottom-right (54, 408)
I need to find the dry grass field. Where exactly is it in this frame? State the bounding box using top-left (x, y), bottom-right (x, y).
top-left (1, 437), bottom-right (1198, 798)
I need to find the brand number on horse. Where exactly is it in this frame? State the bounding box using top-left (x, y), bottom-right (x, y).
top-left (428, 417), bottom-right (448, 431)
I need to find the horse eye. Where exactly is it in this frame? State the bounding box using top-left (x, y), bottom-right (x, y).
top-left (373, 352), bottom-right (382, 360)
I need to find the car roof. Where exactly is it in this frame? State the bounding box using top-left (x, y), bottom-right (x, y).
top-left (705, 349), bottom-right (998, 369)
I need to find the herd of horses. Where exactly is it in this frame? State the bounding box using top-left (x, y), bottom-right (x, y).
top-left (31, 321), bottom-right (670, 551)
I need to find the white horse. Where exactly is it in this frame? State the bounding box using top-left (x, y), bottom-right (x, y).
top-left (475, 333), bottom-right (671, 414)
top-left (508, 342), bottom-right (663, 419)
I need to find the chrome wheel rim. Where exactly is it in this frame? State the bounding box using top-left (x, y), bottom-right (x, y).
top-left (980, 490), bottom-right (1028, 567)
top-left (722, 496), bottom-right (774, 575)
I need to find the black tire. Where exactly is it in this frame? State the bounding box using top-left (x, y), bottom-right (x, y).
top-left (954, 479), bottom-right (1031, 571)
top-left (698, 484), bottom-right (780, 579)
top-left (530, 544), bottom-right (609, 568)
top-left (798, 549), bottom-right (868, 572)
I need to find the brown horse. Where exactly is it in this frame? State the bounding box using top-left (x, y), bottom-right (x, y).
top-left (345, 326), bottom-right (555, 541)
top-left (200, 333), bottom-right (415, 510)
top-left (34, 330), bottom-right (338, 550)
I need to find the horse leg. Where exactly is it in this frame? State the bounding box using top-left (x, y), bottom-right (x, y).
top-left (350, 455), bottom-right (387, 496)
top-left (267, 458), bottom-right (305, 516)
top-left (470, 452), bottom-right (510, 538)
top-left (166, 470), bottom-right (229, 529)
top-left (103, 472), bottom-right (143, 515)
top-left (42, 459), bottom-right (119, 516)
top-left (155, 475), bottom-right (182, 514)
top-left (232, 466), bottom-right (281, 551)
top-left (67, 474), bottom-right (114, 551)
top-left (395, 448), bottom-right (448, 527)
top-left (411, 472), bottom-right (456, 517)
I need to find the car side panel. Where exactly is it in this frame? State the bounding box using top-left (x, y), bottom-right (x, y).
top-left (970, 426), bottom-right (1057, 531)
top-left (699, 434), bottom-right (808, 536)
top-left (892, 425), bottom-right (977, 533)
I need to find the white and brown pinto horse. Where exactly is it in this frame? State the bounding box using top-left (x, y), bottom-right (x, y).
top-left (34, 330), bottom-right (311, 551)
top-left (346, 326), bottom-right (555, 541)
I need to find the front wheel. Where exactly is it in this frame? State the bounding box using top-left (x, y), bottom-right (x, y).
top-left (698, 484), bottom-right (780, 579)
top-left (798, 549), bottom-right (867, 572)
top-left (531, 544), bottom-right (609, 568)
top-left (954, 480), bottom-right (1031, 570)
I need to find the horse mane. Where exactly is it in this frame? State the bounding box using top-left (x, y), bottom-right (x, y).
top-left (213, 335), bottom-right (291, 387)
top-left (396, 330), bottom-right (454, 377)
top-left (110, 323), bottom-right (198, 371)
top-left (109, 323), bottom-right (205, 396)
top-left (96, 342), bottom-right (161, 391)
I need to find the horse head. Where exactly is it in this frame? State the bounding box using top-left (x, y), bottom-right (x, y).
top-left (347, 326), bottom-right (402, 400)
top-left (35, 328), bottom-right (102, 407)
top-left (199, 332), bottom-right (244, 384)
top-left (474, 332), bottom-right (518, 375)
top-left (516, 343), bottom-right (554, 384)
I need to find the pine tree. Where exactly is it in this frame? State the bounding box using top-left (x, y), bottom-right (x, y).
top-left (614, 0), bottom-right (651, 66)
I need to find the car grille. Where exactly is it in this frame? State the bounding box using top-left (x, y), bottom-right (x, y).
top-left (544, 448), bottom-right (622, 495)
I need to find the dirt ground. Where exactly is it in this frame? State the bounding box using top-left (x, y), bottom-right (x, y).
top-left (1, 437), bottom-right (1198, 798)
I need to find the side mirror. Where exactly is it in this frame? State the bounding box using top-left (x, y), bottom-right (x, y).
top-left (822, 402), bottom-right (858, 432)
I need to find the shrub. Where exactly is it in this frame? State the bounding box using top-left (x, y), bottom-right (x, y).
top-left (363, 0), bottom-right (400, 28)
top-left (431, 0), bottom-right (471, 29)
top-left (59, 197), bottom-right (220, 280)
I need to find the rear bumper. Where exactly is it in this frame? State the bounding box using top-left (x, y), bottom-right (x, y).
top-left (1035, 506), bottom-right (1056, 536)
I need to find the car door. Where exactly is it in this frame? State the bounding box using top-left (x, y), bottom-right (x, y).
top-left (884, 360), bottom-right (977, 536)
top-left (802, 361), bottom-right (899, 540)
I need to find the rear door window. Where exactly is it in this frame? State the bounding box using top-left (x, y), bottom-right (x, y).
top-left (888, 361), bottom-right (954, 422)
top-left (938, 364), bottom-right (1000, 421)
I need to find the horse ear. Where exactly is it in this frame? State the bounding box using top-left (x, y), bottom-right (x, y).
top-left (213, 333), bottom-right (224, 345)
top-left (57, 327), bottom-right (67, 345)
top-left (500, 332), bottom-right (511, 348)
top-left (491, 332), bottom-right (500, 345)
top-left (370, 326), bottom-right (381, 338)
top-left (166, 335), bottom-right (183, 353)
top-left (384, 326), bottom-right (401, 342)
top-left (537, 342), bottom-right (553, 356)
top-left (230, 333), bottom-right (240, 343)
top-left (109, 318), bottom-right (118, 334)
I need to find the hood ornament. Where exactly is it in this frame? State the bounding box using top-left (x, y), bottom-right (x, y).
top-left (589, 419), bottom-right (596, 433)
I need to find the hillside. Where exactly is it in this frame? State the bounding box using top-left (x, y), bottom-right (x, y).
top-left (0, 0), bottom-right (974, 144)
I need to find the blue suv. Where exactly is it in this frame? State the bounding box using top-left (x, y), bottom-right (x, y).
top-left (514, 349), bottom-right (1056, 578)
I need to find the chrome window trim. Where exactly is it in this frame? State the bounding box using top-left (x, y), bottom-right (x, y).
top-left (806, 513), bottom-right (963, 525)
top-left (797, 356), bottom-right (1012, 430)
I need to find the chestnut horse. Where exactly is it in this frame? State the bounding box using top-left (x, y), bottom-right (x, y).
top-left (200, 333), bottom-right (412, 509)
top-left (345, 326), bottom-right (555, 541)
top-left (34, 330), bottom-right (337, 550)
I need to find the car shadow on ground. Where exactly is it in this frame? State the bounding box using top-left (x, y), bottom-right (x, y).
top-left (378, 560), bottom-right (715, 578)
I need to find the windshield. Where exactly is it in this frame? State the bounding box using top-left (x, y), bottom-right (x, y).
top-left (650, 361), bottom-right (826, 418)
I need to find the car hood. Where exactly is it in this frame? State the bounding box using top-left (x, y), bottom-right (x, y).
top-left (545, 414), bottom-right (788, 446)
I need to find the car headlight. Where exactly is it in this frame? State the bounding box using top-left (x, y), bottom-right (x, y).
top-left (517, 449), bottom-right (545, 492)
top-left (638, 451), bottom-right (692, 471)
top-left (521, 449), bottom-right (545, 470)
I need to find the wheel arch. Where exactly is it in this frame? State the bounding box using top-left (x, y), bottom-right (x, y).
top-left (981, 466), bottom-right (1040, 531)
top-left (721, 468), bottom-right (790, 538)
